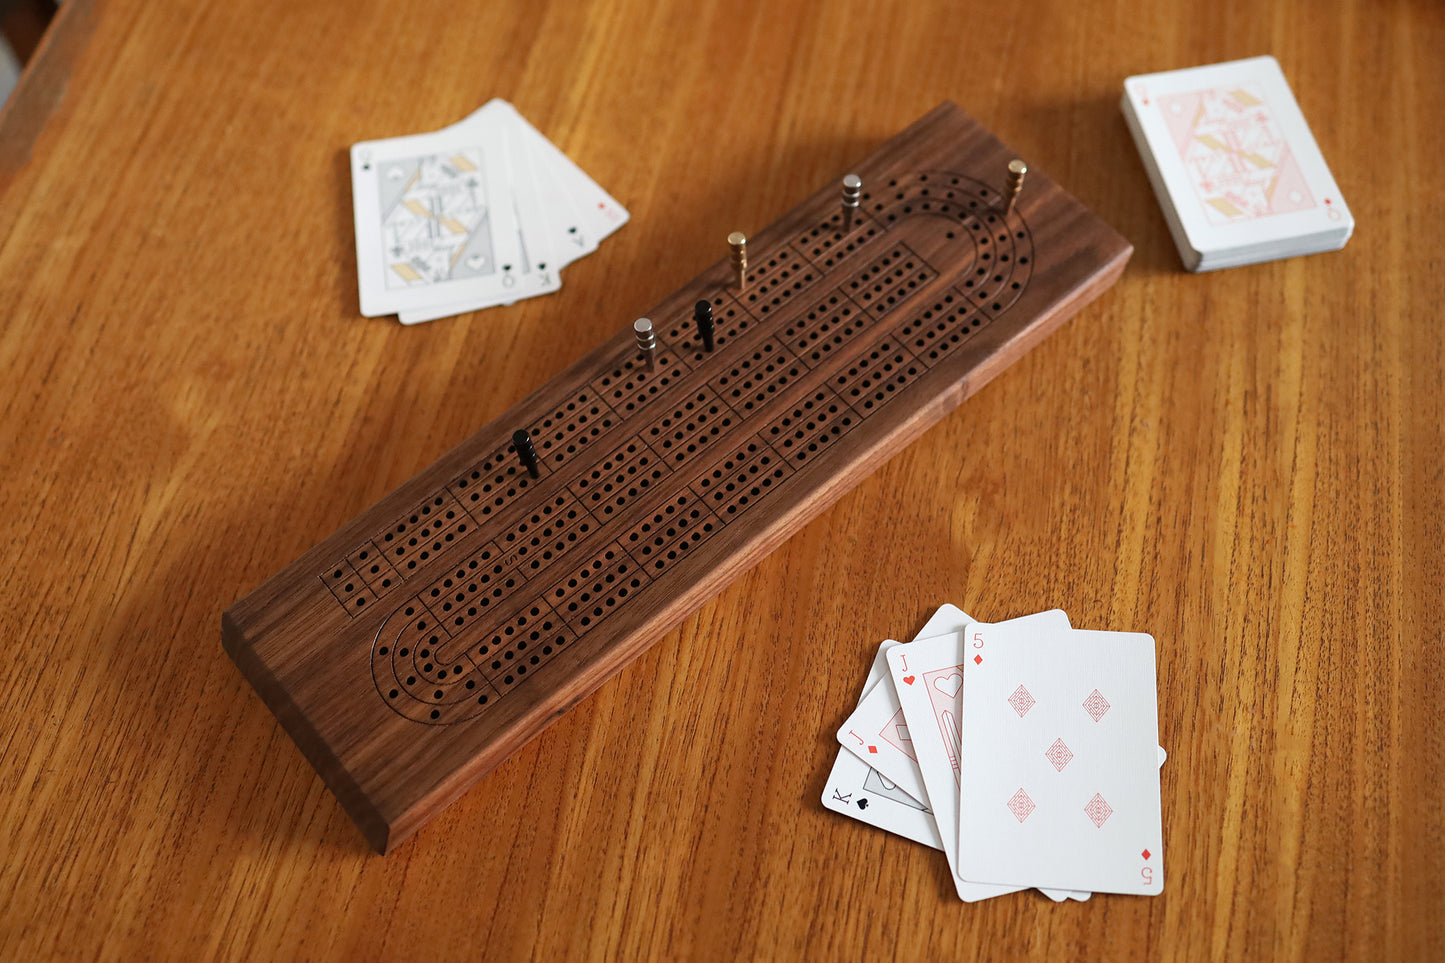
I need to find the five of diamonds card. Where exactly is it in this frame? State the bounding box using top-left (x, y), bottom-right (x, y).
top-left (824, 604), bottom-right (1165, 900)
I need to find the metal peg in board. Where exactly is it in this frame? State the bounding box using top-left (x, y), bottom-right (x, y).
top-left (728, 232), bottom-right (748, 290)
top-left (841, 174), bottom-right (862, 231)
top-left (1005, 159), bottom-right (1027, 214)
top-left (633, 317), bottom-right (657, 368)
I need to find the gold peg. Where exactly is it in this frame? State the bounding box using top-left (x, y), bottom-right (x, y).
top-left (1005, 159), bottom-right (1027, 214)
top-left (728, 231), bottom-right (748, 290)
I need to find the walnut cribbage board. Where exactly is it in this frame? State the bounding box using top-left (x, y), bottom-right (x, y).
top-left (223, 102), bottom-right (1132, 853)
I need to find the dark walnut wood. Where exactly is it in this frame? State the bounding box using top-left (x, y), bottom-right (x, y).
top-left (223, 102), bottom-right (1131, 853)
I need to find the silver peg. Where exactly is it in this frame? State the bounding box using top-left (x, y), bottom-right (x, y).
top-left (841, 173), bottom-right (862, 231)
top-left (633, 317), bottom-right (657, 368)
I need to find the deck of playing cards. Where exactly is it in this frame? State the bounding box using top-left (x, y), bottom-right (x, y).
top-left (349, 100), bottom-right (628, 323)
top-left (1121, 56), bottom-right (1352, 272)
top-left (823, 604), bottom-right (1165, 901)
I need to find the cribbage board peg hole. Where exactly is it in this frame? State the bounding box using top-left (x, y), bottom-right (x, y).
top-left (728, 232), bottom-right (748, 290)
top-left (512, 429), bottom-right (541, 479)
top-left (1005, 159), bottom-right (1027, 214)
top-left (841, 174), bottom-right (862, 231)
top-left (693, 300), bottom-right (716, 352)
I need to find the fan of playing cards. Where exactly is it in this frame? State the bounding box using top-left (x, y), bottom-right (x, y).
top-left (349, 100), bottom-right (628, 324)
top-left (824, 604), bottom-right (1165, 901)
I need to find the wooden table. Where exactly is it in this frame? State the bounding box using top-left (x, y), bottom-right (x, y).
top-left (1, 0), bottom-right (1440, 958)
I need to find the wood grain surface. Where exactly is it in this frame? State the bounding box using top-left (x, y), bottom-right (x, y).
top-left (0, 0), bottom-right (1440, 959)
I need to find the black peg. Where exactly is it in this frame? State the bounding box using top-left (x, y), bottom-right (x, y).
top-left (693, 300), bottom-right (716, 352)
top-left (512, 429), bottom-right (540, 478)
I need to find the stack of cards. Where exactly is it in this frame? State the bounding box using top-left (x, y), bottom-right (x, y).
top-left (1121, 56), bottom-right (1352, 272)
top-left (349, 100), bottom-right (628, 323)
top-left (823, 604), bottom-right (1165, 901)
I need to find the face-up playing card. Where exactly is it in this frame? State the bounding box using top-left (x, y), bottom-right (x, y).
top-left (396, 112), bottom-right (564, 324)
top-left (393, 100), bottom-right (630, 323)
top-left (492, 100), bottom-right (629, 247)
top-left (887, 611), bottom-right (1085, 903)
top-left (837, 659), bottom-right (928, 804)
top-left (351, 126), bottom-right (532, 318)
top-left (837, 608), bottom-right (1070, 809)
top-left (1121, 56), bottom-right (1352, 268)
top-left (957, 623), bottom-right (1163, 895)
top-left (445, 101), bottom-right (627, 262)
top-left (822, 641), bottom-right (943, 851)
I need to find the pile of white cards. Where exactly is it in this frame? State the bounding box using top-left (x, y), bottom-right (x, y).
top-left (349, 100), bottom-right (628, 323)
top-left (1121, 56), bottom-right (1352, 272)
top-left (823, 605), bottom-right (1165, 901)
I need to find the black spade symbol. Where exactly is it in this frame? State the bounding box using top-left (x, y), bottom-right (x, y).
top-left (856, 798), bottom-right (869, 810)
